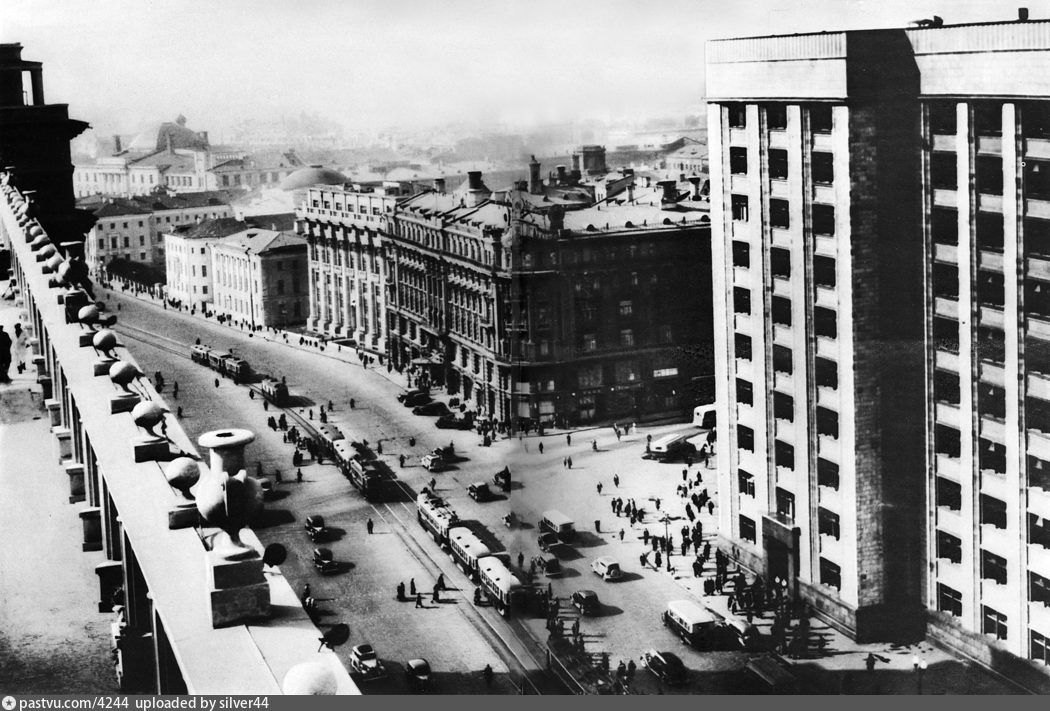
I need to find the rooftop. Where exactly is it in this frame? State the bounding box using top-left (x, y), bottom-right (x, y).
top-left (171, 216), bottom-right (249, 240)
top-left (215, 227), bottom-right (305, 254)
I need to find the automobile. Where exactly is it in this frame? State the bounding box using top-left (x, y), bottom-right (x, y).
top-left (404, 658), bottom-right (432, 692)
top-left (349, 644), bottom-right (387, 681)
top-left (421, 453), bottom-right (446, 472)
top-left (532, 554), bottom-right (562, 577)
top-left (304, 514), bottom-right (328, 542)
top-left (436, 414), bottom-right (473, 430)
top-left (642, 649), bottom-right (688, 686)
top-left (591, 556), bottom-right (623, 581)
top-left (571, 589), bottom-right (601, 616)
top-left (413, 401), bottom-right (451, 417)
top-left (402, 392), bottom-right (432, 408)
top-left (467, 482), bottom-right (494, 502)
top-left (397, 388), bottom-right (428, 403)
top-left (492, 466), bottom-right (511, 492)
top-left (538, 531), bottom-right (562, 553)
top-left (313, 547), bottom-right (339, 575)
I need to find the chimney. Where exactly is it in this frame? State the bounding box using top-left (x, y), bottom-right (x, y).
top-left (467, 170), bottom-right (483, 191)
top-left (466, 171), bottom-right (489, 206)
top-left (1019, 7), bottom-right (1030, 20)
top-left (627, 183), bottom-right (635, 203)
top-left (528, 155), bottom-right (542, 195)
top-left (515, 179), bottom-right (528, 191)
top-left (570, 169), bottom-right (582, 185)
top-left (113, 135), bottom-right (122, 154)
top-left (571, 153), bottom-right (581, 172)
top-left (657, 179), bottom-right (678, 205)
top-left (556, 165), bottom-right (567, 184)
top-left (688, 175), bottom-right (702, 199)
top-left (434, 177), bottom-right (446, 193)
top-left (198, 130), bottom-right (209, 144)
top-left (166, 133), bottom-right (173, 153)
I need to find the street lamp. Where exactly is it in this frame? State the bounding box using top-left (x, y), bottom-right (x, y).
top-left (912, 655), bottom-right (927, 694)
top-left (661, 514), bottom-right (672, 571)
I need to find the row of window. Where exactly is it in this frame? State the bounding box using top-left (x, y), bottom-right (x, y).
top-left (928, 101), bottom-right (1050, 140)
top-left (730, 194), bottom-right (836, 234)
top-left (936, 583), bottom-right (1050, 664)
top-left (726, 103), bottom-right (834, 134)
top-left (730, 146), bottom-right (834, 184)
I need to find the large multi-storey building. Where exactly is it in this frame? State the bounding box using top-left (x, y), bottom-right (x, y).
top-left (298, 169), bottom-right (713, 427)
top-left (210, 227), bottom-right (308, 328)
top-left (707, 16), bottom-right (1050, 688)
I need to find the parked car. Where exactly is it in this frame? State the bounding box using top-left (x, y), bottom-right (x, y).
top-left (436, 415), bottom-right (473, 430)
top-left (413, 401), bottom-right (451, 417)
top-left (402, 392), bottom-right (432, 408)
top-left (538, 531), bottom-right (562, 553)
top-left (571, 589), bottom-right (601, 616)
top-left (591, 556), bottom-right (623, 581)
top-left (349, 644), bottom-right (387, 681)
top-left (532, 554), bottom-right (562, 577)
top-left (421, 453), bottom-right (446, 472)
top-left (642, 649), bottom-right (688, 686)
top-left (304, 514), bottom-right (328, 542)
top-left (397, 388), bottom-right (428, 403)
top-left (313, 547), bottom-right (339, 575)
top-left (468, 482), bottom-right (494, 502)
top-left (404, 658), bottom-right (432, 692)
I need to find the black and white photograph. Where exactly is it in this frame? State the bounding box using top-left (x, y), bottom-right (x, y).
top-left (0, 0), bottom-right (1047, 698)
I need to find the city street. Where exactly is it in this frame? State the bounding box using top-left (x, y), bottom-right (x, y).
top-left (108, 288), bottom-right (751, 694)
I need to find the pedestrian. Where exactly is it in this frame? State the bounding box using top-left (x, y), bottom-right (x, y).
top-left (566, 456), bottom-right (572, 469)
top-left (367, 518), bottom-right (374, 535)
top-left (517, 551), bottom-right (525, 569)
top-left (642, 528), bottom-right (650, 544)
top-left (707, 501), bottom-right (714, 515)
top-left (646, 433), bottom-right (652, 445)
top-left (172, 381), bottom-right (179, 399)
top-left (432, 587), bottom-right (440, 603)
top-left (654, 551), bottom-right (662, 568)
top-left (436, 573), bottom-right (445, 591)
top-left (682, 468), bottom-right (688, 482)
top-left (655, 497), bottom-right (661, 511)
top-left (415, 592), bottom-right (423, 608)
top-left (538, 441), bottom-right (544, 454)
top-left (296, 468), bottom-right (303, 483)
top-left (566, 433), bottom-right (571, 446)
top-left (398, 453), bottom-right (406, 468)
top-left (613, 474), bottom-right (619, 488)
top-left (639, 552), bottom-right (648, 568)
top-left (176, 406), bottom-right (184, 418)
top-left (562, 457), bottom-right (567, 468)
top-left (249, 390), bottom-right (255, 400)
top-left (595, 519), bottom-right (601, 533)
top-left (619, 528), bottom-right (625, 541)
top-left (865, 653), bottom-right (877, 673)
top-left (214, 378), bottom-right (219, 389)
top-left (482, 664), bottom-right (494, 688)
top-left (591, 439), bottom-right (597, 452)
top-left (596, 482), bottom-right (603, 495)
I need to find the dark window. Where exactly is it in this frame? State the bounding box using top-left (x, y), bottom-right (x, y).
top-left (976, 155), bottom-right (1003, 195)
top-left (815, 307), bottom-right (837, 338)
top-left (977, 270), bottom-right (1005, 306)
top-left (736, 378), bottom-right (754, 405)
top-left (980, 494), bottom-right (1008, 529)
top-left (731, 194), bottom-right (749, 221)
top-left (739, 515), bottom-right (757, 543)
top-left (981, 550), bottom-right (1008, 585)
top-left (1023, 101), bottom-right (1050, 139)
top-left (773, 392), bottom-right (794, 421)
top-left (936, 531), bottom-right (962, 564)
top-left (817, 406), bottom-right (839, 438)
top-left (733, 287), bottom-right (751, 315)
top-left (1031, 630), bottom-right (1050, 665)
top-left (1026, 160), bottom-right (1050, 200)
top-left (734, 333), bottom-right (752, 361)
top-left (775, 441), bottom-right (794, 470)
top-left (775, 487), bottom-right (795, 521)
top-left (730, 147), bottom-right (748, 175)
top-left (818, 458), bottom-right (839, 489)
top-left (770, 246), bottom-right (791, 276)
top-left (738, 425), bottom-right (755, 452)
top-left (772, 296), bottom-right (791, 326)
top-left (936, 423), bottom-right (962, 457)
top-left (773, 344), bottom-right (792, 374)
top-left (1027, 279), bottom-right (1050, 319)
top-left (767, 104), bottom-right (787, 130)
top-left (934, 369), bottom-right (960, 404)
top-left (770, 200), bottom-right (790, 229)
top-left (1030, 571), bottom-right (1050, 606)
top-left (932, 263), bottom-right (959, 298)
top-left (979, 382), bottom-right (1007, 420)
top-left (769, 149), bottom-right (788, 180)
top-left (814, 255), bottom-right (836, 287)
top-left (1031, 456), bottom-right (1050, 491)
top-left (810, 105), bottom-right (833, 133)
top-left (1026, 217), bottom-right (1050, 258)
top-left (1030, 512), bottom-right (1050, 548)
top-left (976, 326), bottom-right (1005, 364)
top-left (982, 606), bottom-right (1008, 640)
top-left (936, 475), bottom-right (962, 509)
top-left (816, 357), bottom-right (838, 389)
top-left (813, 204), bottom-right (835, 235)
top-left (728, 103), bottom-right (747, 129)
top-left (974, 103), bottom-right (1003, 136)
top-left (932, 208), bottom-right (958, 245)
top-left (818, 508), bottom-right (840, 539)
top-left (819, 558), bottom-right (841, 590)
top-left (977, 211), bottom-right (1004, 251)
top-left (738, 470), bottom-right (755, 497)
top-left (732, 240), bottom-right (750, 268)
top-left (931, 152), bottom-right (957, 190)
top-left (938, 584), bottom-right (963, 617)
top-left (929, 102), bottom-right (957, 134)
top-left (812, 152), bottom-right (834, 184)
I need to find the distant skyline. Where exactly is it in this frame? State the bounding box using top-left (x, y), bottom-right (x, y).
top-left (0, 0), bottom-right (1028, 138)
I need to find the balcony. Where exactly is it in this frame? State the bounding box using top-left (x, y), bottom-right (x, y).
top-left (1030, 428), bottom-right (1050, 462)
top-left (933, 243), bottom-right (958, 264)
top-left (979, 360), bottom-right (1005, 387)
top-left (1028, 198), bottom-right (1050, 221)
top-left (817, 385), bottom-right (837, 407)
top-left (934, 296), bottom-right (959, 320)
top-left (979, 304), bottom-right (1004, 330)
top-left (815, 285), bottom-right (836, 309)
top-left (1030, 371), bottom-right (1050, 401)
top-left (977, 135), bottom-right (1003, 155)
top-left (1028, 138), bottom-right (1050, 160)
top-left (980, 469), bottom-right (1010, 502)
top-left (735, 357), bottom-right (753, 380)
top-left (773, 323), bottom-right (792, 344)
top-left (977, 194), bottom-right (1004, 213)
top-left (980, 415), bottom-right (1006, 443)
top-left (1029, 314), bottom-right (1050, 342)
top-left (774, 369), bottom-right (793, 392)
top-left (978, 249), bottom-right (1004, 273)
top-left (1029, 542), bottom-right (1050, 581)
top-left (818, 433), bottom-right (840, 460)
top-left (1029, 255), bottom-right (1050, 282)
top-left (935, 349), bottom-right (960, 372)
top-left (932, 134), bottom-right (956, 152)
top-left (935, 400), bottom-right (961, 425)
top-left (933, 188), bottom-right (958, 208)
top-left (936, 453), bottom-right (961, 478)
top-left (816, 335), bottom-right (838, 358)
top-left (1031, 486), bottom-right (1050, 516)
top-left (815, 234), bottom-right (836, 257)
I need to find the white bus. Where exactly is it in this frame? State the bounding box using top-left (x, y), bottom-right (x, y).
top-left (416, 491), bottom-right (458, 547)
top-left (448, 527), bottom-right (492, 581)
top-left (478, 556), bottom-right (526, 616)
top-left (647, 430), bottom-right (698, 462)
top-left (692, 404), bottom-right (716, 431)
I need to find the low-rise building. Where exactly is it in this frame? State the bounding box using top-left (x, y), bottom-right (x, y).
top-left (210, 227), bottom-right (308, 328)
top-left (163, 217), bottom-right (246, 311)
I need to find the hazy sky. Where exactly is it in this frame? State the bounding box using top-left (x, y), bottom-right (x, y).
top-left (0, 0), bottom-right (1028, 135)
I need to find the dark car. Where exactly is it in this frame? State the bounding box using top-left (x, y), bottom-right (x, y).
top-left (642, 650), bottom-right (688, 686)
top-left (538, 532), bottom-right (562, 553)
top-left (436, 415), bottom-right (473, 430)
top-left (397, 388), bottom-right (428, 403)
top-left (413, 401), bottom-right (451, 417)
top-left (532, 554), bottom-right (562, 577)
top-left (304, 514), bottom-right (328, 542)
top-left (404, 658), bottom-right (432, 692)
top-left (313, 547), bottom-right (339, 575)
top-left (468, 482), bottom-right (494, 502)
top-left (571, 589), bottom-right (600, 616)
top-left (402, 392), bottom-right (432, 408)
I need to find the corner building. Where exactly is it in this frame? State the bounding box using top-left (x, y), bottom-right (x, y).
top-left (708, 20), bottom-right (1050, 686)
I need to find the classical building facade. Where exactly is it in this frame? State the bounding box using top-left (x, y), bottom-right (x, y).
top-left (707, 17), bottom-right (1050, 688)
top-left (163, 217), bottom-right (246, 310)
top-left (210, 227), bottom-right (307, 328)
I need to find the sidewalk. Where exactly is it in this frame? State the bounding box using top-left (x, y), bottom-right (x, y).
top-left (0, 297), bottom-right (116, 694)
